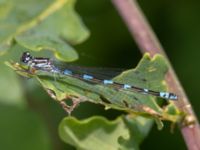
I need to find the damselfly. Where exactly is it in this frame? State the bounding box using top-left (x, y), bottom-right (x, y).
top-left (20, 51), bottom-right (178, 100)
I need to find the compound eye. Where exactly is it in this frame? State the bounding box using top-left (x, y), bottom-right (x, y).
top-left (21, 51), bottom-right (32, 63)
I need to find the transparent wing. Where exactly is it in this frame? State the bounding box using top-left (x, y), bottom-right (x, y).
top-left (52, 61), bottom-right (125, 79)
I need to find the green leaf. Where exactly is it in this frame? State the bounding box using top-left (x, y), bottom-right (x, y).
top-left (6, 53), bottom-right (184, 125)
top-left (0, 63), bottom-right (25, 106)
top-left (59, 116), bottom-right (152, 150)
top-left (0, 49), bottom-right (25, 106)
top-left (0, 0), bottom-right (89, 61)
top-left (0, 105), bottom-right (52, 150)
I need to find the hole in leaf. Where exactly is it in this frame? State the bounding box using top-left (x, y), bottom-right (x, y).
top-left (100, 95), bottom-right (111, 104)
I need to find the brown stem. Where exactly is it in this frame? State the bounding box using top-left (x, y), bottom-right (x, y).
top-left (111, 0), bottom-right (200, 149)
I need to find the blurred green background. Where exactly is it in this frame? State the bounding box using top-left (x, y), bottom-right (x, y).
top-left (0, 0), bottom-right (199, 149)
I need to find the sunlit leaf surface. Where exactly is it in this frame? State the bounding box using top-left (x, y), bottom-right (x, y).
top-left (59, 116), bottom-right (152, 150)
top-left (0, 0), bottom-right (89, 61)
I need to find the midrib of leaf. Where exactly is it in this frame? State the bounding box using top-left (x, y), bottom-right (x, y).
top-left (5, 0), bottom-right (70, 46)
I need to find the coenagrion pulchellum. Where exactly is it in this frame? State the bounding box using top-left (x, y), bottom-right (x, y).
top-left (20, 51), bottom-right (178, 100)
